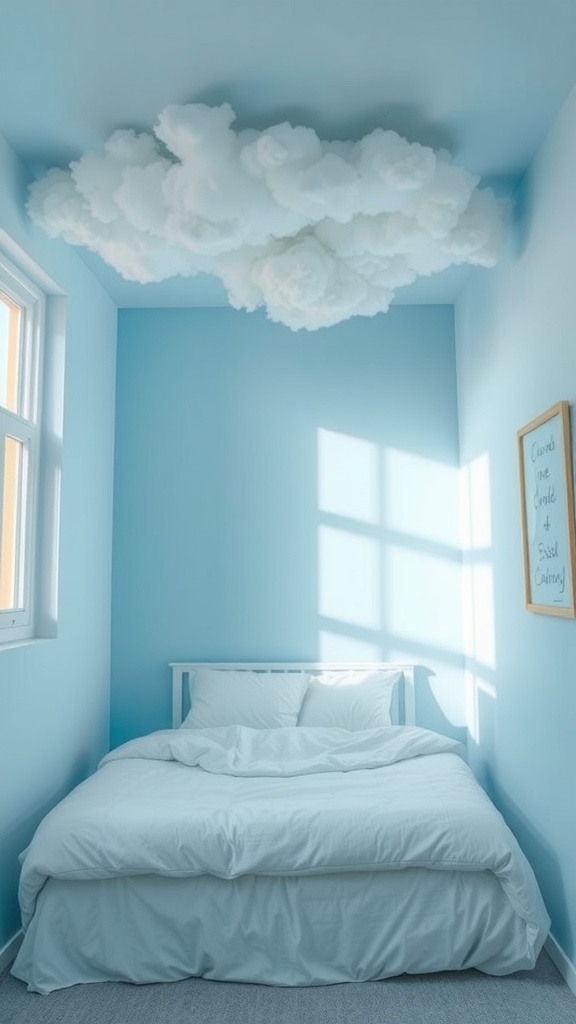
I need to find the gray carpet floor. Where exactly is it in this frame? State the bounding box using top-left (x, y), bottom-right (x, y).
top-left (1, 952), bottom-right (575, 1024)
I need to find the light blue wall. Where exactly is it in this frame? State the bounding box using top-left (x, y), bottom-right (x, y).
top-left (0, 133), bottom-right (117, 949)
top-left (111, 305), bottom-right (463, 748)
top-left (455, 85), bottom-right (576, 963)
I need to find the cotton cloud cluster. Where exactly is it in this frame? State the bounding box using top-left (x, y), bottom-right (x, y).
top-left (28, 102), bottom-right (507, 330)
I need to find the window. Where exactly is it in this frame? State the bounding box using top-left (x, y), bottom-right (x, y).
top-left (0, 251), bottom-right (44, 643)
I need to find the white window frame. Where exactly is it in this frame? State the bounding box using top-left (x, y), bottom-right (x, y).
top-left (0, 250), bottom-right (45, 644)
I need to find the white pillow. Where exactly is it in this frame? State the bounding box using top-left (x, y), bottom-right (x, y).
top-left (297, 670), bottom-right (402, 730)
top-left (181, 668), bottom-right (312, 730)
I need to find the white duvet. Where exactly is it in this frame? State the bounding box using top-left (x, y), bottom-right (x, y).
top-left (18, 724), bottom-right (550, 957)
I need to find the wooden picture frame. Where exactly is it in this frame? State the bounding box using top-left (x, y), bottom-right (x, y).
top-left (517, 401), bottom-right (576, 616)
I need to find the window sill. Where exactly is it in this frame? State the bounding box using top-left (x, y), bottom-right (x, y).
top-left (0, 636), bottom-right (53, 653)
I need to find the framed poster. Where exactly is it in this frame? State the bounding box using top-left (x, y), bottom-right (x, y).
top-left (517, 401), bottom-right (576, 616)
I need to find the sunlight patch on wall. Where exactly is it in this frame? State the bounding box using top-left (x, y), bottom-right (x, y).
top-left (462, 562), bottom-right (496, 669)
top-left (461, 452), bottom-right (492, 550)
top-left (460, 453), bottom-right (497, 744)
top-left (315, 427), bottom-right (472, 726)
top-left (383, 448), bottom-right (460, 547)
top-left (318, 429), bottom-right (380, 524)
top-left (318, 525), bottom-right (381, 630)
top-left (384, 545), bottom-right (463, 653)
top-left (465, 669), bottom-right (497, 745)
top-left (319, 630), bottom-right (382, 662)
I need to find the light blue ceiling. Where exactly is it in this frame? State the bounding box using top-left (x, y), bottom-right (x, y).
top-left (2, 0), bottom-right (576, 307)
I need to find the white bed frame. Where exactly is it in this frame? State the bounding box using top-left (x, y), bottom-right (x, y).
top-left (170, 661), bottom-right (416, 729)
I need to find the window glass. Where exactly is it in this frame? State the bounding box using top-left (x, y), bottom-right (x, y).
top-left (0, 434), bottom-right (26, 611)
top-left (0, 251), bottom-right (45, 643)
top-left (0, 290), bottom-right (22, 415)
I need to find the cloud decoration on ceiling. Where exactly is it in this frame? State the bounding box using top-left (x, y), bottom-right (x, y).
top-left (28, 102), bottom-right (507, 330)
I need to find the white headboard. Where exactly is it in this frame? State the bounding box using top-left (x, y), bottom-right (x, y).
top-left (169, 661), bottom-right (416, 729)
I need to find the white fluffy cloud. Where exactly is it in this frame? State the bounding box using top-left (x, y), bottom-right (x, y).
top-left (28, 102), bottom-right (507, 330)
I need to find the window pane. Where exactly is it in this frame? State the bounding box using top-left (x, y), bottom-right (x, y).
top-left (1, 435), bottom-right (25, 610)
top-left (0, 291), bottom-right (22, 414)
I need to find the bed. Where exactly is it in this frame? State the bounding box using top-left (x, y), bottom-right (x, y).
top-left (11, 661), bottom-right (550, 994)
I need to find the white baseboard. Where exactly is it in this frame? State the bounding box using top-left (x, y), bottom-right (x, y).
top-left (545, 933), bottom-right (576, 998)
top-left (0, 930), bottom-right (23, 973)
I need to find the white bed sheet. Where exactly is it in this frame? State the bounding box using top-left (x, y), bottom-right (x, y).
top-left (13, 869), bottom-right (534, 993)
